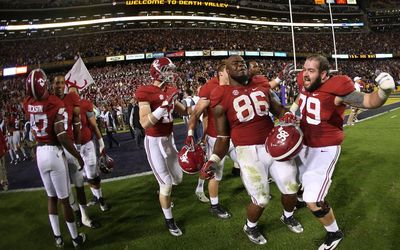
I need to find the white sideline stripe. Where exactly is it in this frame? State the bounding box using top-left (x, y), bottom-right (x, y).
top-left (343, 106), bottom-right (400, 127)
top-left (390, 115), bottom-right (397, 118)
top-left (1, 171), bottom-right (153, 194)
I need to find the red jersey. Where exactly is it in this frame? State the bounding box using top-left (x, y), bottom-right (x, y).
top-left (198, 77), bottom-right (219, 137)
top-left (250, 75), bottom-right (270, 90)
top-left (210, 84), bottom-right (274, 146)
top-left (80, 99), bottom-right (94, 145)
top-left (61, 92), bottom-right (80, 141)
top-left (23, 95), bottom-right (65, 144)
top-left (298, 74), bottom-right (355, 147)
top-left (7, 116), bottom-right (19, 132)
top-left (135, 84), bottom-right (177, 137)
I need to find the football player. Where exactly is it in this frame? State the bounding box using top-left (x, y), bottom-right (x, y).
top-left (290, 54), bottom-right (395, 250)
top-left (185, 60), bottom-right (237, 219)
top-left (136, 57), bottom-right (188, 236)
top-left (23, 69), bottom-right (86, 247)
top-left (69, 86), bottom-right (109, 212)
top-left (52, 75), bottom-right (100, 229)
top-left (346, 76), bottom-right (363, 126)
top-left (202, 55), bottom-right (303, 245)
top-left (0, 127), bottom-right (8, 191)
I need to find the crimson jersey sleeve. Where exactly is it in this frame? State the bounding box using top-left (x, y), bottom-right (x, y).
top-left (135, 85), bottom-right (151, 102)
top-left (209, 85), bottom-right (227, 109)
top-left (69, 92), bottom-right (80, 107)
top-left (322, 75), bottom-right (355, 96)
top-left (199, 77), bottom-right (219, 99)
top-left (250, 75), bottom-right (270, 90)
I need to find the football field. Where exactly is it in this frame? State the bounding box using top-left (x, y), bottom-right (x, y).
top-left (0, 108), bottom-right (399, 250)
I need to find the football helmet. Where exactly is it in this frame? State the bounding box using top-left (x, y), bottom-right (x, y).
top-left (265, 124), bottom-right (303, 162)
top-left (150, 57), bottom-right (176, 84)
top-left (25, 68), bottom-right (49, 100)
top-left (178, 144), bottom-right (205, 174)
top-left (98, 153), bottom-right (115, 174)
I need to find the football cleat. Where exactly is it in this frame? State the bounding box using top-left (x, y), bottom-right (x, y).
top-left (54, 235), bottom-right (64, 248)
top-left (72, 233), bottom-right (86, 248)
top-left (82, 217), bottom-right (101, 229)
top-left (98, 197), bottom-right (110, 212)
top-left (318, 230), bottom-right (344, 250)
top-left (231, 167), bottom-right (240, 176)
top-left (243, 224), bottom-right (267, 245)
top-left (195, 191), bottom-right (210, 203)
top-left (86, 196), bottom-right (98, 207)
top-left (210, 204), bottom-right (231, 219)
top-left (165, 218), bottom-right (182, 237)
top-left (265, 124), bottom-right (303, 162)
top-left (280, 214), bottom-right (304, 233)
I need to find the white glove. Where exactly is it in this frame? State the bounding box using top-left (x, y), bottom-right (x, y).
top-left (98, 138), bottom-right (105, 154)
top-left (375, 72), bottom-right (395, 91)
top-left (375, 72), bottom-right (395, 99)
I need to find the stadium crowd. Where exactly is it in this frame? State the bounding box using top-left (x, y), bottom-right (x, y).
top-left (1, 30), bottom-right (400, 67)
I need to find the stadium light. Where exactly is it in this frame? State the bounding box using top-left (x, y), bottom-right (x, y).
top-left (0, 15), bottom-right (364, 31)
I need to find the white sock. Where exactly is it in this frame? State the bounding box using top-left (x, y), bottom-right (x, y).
top-left (66, 222), bottom-right (78, 239)
top-left (283, 210), bottom-right (294, 218)
top-left (247, 219), bottom-right (258, 228)
top-left (79, 205), bottom-right (89, 221)
top-left (162, 207), bottom-right (173, 220)
top-left (210, 196), bottom-right (219, 206)
top-left (16, 154), bottom-right (20, 160)
top-left (21, 148), bottom-right (27, 157)
top-left (48, 214), bottom-right (61, 236)
top-left (90, 187), bottom-right (102, 199)
top-left (324, 220), bottom-right (339, 232)
top-left (196, 178), bottom-right (205, 193)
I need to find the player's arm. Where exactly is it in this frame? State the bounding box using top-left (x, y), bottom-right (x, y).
top-left (289, 95), bottom-right (300, 114)
top-left (185, 98), bottom-right (209, 143)
top-left (337, 72), bottom-right (395, 108)
top-left (200, 104), bottom-right (229, 179)
top-left (173, 101), bottom-right (188, 116)
top-left (139, 101), bottom-right (159, 129)
top-left (87, 111), bottom-right (105, 154)
top-left (54, 112), bottom-right (84, 169)
top-left (269, 92), bottom-right (288, 119)
top-left (72, 105), bottom-right (81, 146)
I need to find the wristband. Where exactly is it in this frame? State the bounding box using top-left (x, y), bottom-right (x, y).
top-left (188, 129), bottom-right (194, 136)
top-left (152, 106), bottom-right (166, 120)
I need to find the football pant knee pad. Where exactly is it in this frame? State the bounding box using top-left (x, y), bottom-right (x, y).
top-left (159, 184), bottom-right (172, 196)
top-left (312, 201), bottom-right (331, 218)
top-left (87, 176), bottom-right (101, 185)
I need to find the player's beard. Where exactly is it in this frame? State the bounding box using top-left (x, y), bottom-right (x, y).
top-left (305, 75), bottom-right (322, 92)
top-left (232, 74), bottom-right (249, 85)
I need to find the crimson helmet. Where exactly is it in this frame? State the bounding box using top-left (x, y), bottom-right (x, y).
top-left (25, 69), bottom-right (49, 100)
top-left (265, 124), bottom-right (303, 162)
top-left (150, 57), bottom-right (176, 84)
top-left (98, 153), bottom-right (115, 174)
top-left (178, 144), bottom-right (205, 174)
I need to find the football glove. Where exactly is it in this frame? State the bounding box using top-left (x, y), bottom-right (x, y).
top-left (375, 72), bottom-right (395, 91)
top-left (279, 112), bottom-right (298, 124)
top-left (161, 90), bottom-right (179, 108)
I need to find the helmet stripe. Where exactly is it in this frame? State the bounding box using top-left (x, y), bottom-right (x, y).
top-left (31, 69), bottom-right (38, 99)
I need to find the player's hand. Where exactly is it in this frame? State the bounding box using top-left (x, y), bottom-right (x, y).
top-left (375, 72), bottom-right (395, 91)
top-left (161, 90), bottom-right (179, 108)
top-left (184, 135), bottom-right (195, 147)
top-left (277, 63), bottom-right (295, 84)
top-left (98, 138), bottom-right (105, 154)
top-left (279, 112), bottom-right (298, 124)
top-left (200, 160), bottom-right (217, 180)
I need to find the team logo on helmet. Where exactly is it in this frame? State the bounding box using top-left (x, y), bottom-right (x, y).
top-left (265, 124), bottom-right (303, 162)
top-left (178, 144), bottom-right (205, 174)
top-left (98, 153), bottom-right (115, 174)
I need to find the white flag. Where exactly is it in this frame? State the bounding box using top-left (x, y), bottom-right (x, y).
top-left (65, 57), bottom-right (94, 91)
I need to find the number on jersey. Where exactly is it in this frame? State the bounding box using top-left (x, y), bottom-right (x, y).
top-left (299, 94), bottom-right (321, 125)
top-left (30, 113), bottom-right (48, 137)
top-left (233, 91), bottom-right (269, 122)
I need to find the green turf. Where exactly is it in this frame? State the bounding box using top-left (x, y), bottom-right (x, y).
top-left (0, 109), bottom-right (399, 249)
